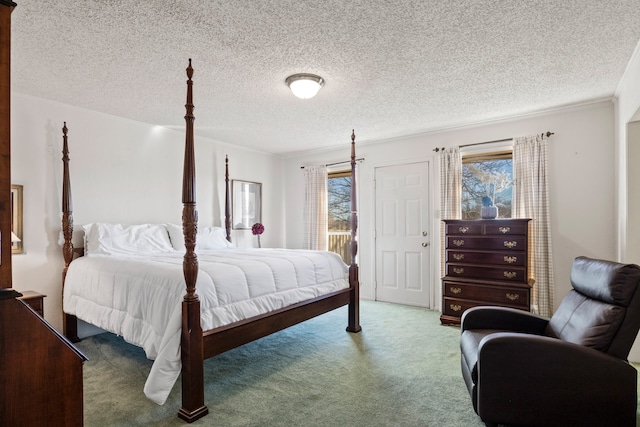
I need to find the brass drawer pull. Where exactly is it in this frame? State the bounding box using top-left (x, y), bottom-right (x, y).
top-left (504, 241), bottom-right (517, 248)
top-left (504, 256), bottom-right (517, 264)
top-left (499, 226), bottom-right (511, 234)
top-left (458, 226), bottom-right (469, 234)
top-left (452, 253), bottom-right (464, 261)
top-left (453, 239), bottom-right (464, 247)
top-left (453, 267), bottom-right (464, 275)
top-left (504, 271), bottom-right (517, 279)
top-left (450, 304), bottom-right (462, 312)
top-left (450, 287), bottom-right (462, 294)
top-left (506, 293), bottom-right (519, 301)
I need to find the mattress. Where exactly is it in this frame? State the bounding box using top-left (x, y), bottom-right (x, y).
top-left (63, 248), bottom-right (349, 404)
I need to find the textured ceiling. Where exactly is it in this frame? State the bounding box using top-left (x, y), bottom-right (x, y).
top-left (10, 1), bottom-right (640, 156)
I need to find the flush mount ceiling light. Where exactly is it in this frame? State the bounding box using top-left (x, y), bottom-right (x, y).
top-left (285, 73), bottom-right (324, 99)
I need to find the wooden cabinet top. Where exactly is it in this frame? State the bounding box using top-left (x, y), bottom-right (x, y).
top-left (443, 219), bottom-right (531, 236)
top-left (442, 218), bottom-right (531, 225)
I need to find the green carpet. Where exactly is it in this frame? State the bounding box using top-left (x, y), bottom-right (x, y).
top-left (76, 301), bottom-right (640, 426)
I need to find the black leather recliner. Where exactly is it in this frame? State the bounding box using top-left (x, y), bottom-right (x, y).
top-left (460, 256), bottom-right (640, 427)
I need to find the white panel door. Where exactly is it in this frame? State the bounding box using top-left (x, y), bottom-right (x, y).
top-left (375, 162), bottom-right (431, 307)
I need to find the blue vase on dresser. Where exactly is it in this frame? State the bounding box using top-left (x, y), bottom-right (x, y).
top-left (481, 196), bottom-right (498, 219)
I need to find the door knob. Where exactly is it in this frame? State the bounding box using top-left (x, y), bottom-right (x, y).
top-left (422, 231), bottom-right (428, 236)
top-left (422, 242), bottom-right (429, 247)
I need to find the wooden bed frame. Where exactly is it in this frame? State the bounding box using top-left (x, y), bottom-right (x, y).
top-left (60, 59), bottom-right (362, 422)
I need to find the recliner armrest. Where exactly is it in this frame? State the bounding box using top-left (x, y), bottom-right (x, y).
top-left (476, 332), bottom-right (637, 426)
top-left (461, 306), bottom-right (549, 334)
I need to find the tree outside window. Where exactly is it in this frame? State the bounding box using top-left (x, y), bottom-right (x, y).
top-left (462, 152), bottom-right (513, 219)
top-left (328, 170), bottom-right (351, 263)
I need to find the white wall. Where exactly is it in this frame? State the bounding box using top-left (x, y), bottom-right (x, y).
top-left (285, 101), bottom-right (616, 312)
top-left (614, 39), bottom-right (640, 361)
top-left (616, 39), bottom-right (640, 263)
top-left (10, 93), bottom-right (285, 331)
top-left (627, 121), bottom-right (640, 263)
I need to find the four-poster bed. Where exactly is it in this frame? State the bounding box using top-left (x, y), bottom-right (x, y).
top-left (60, 60), bottom-right (361, 422)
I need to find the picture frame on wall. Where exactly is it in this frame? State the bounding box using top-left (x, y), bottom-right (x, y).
top-left (232, 180), bottom-right (261, 230)
top-left (11, 184), bottom-right (23, 254)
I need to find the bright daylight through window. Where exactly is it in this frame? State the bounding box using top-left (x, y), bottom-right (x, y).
top-left (461, 151), bottom-right (513, 219)
top-left (328, 170), bottom-right (352, 263)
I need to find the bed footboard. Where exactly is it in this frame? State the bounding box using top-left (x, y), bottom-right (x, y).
top-left (203, 288), bottom-right (353, 358)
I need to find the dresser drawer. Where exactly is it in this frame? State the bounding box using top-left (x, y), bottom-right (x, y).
top-left (484, 223), bottom-right (528, 235)
top-left (443, 296), bottom-right (530, 318)
top-left (443, 282), bottom-right (530, 308)
top-left (445, 223), bottom-right (484, 235)
top-left (446, 264), bottom-right (527, 282)
top-left (442, 297), bottom-right (474, 317)
top-left (447, 236), bottom-right (526, 251)
top-left (445, 250), bottom-right (526, 266)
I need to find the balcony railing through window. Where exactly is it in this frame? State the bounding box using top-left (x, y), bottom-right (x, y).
top-left (328, 231), bottom-right (352, 265)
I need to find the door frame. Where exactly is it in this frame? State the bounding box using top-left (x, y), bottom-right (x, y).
top-left (370, 156), bottom-right (439, 310)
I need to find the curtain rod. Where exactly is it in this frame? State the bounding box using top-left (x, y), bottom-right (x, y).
top-left (433, 131), bottom-right (554, 152)
top-left (300, 158), bottom-right (365, 169)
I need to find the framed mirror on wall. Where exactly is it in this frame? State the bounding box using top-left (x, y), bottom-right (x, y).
top-left (232, 180), bottom-right (261, 230)
top-left (11, 184), bottom-right (23, 254)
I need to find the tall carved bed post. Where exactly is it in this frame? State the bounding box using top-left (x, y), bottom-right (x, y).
top-left (178, 59), bottom-right (208, 423)
top-left (224, 155), bottom-right (231, 242)
top-left (347, 130), bottom-right (362, 332)
top-left (61, 123), bottom-right (79, 341)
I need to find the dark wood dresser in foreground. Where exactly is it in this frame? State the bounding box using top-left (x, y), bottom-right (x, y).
top-left (0, 289), bottom-right (87, 426)
top-left (440, 218), bottom-right (532, 325)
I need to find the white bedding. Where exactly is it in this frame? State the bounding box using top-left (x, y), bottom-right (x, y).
top-left (63, 248), bottom-right (349, 404)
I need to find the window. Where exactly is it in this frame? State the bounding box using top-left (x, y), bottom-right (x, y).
top-left (328, 169), bottom-right (352, 263)
top-left (461, 150), bottom-right (513, 219)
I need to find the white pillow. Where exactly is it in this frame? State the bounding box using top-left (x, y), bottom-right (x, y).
top-left (166, 223), bottom-right (233, 251)
top-left (198, 226), bottom-right (234, 249)
top-left (83, 223), bottom-right (174, 256)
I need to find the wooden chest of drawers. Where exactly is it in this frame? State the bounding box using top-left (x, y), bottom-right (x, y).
top-left (440, 218), bottom-right (532, 325)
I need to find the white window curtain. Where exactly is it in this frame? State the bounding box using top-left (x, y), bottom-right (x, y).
top-left (513, 134), bottom-right (554, 317)
top-left (439, 147), bottom-right (462, 274)
top-left (303, 165), bottom-right (328, 251)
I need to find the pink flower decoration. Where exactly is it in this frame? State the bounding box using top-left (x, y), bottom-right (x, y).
top-left (252, 223), bottom-right (264, 235)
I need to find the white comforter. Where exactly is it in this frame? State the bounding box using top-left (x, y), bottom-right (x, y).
top-left (63, 248), bottom-right (349, 404)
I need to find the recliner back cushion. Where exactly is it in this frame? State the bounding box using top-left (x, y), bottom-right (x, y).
top-left (546, 290), bottom-right (625, 351)
top-left (570, 256), bottom-right (639, 306)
